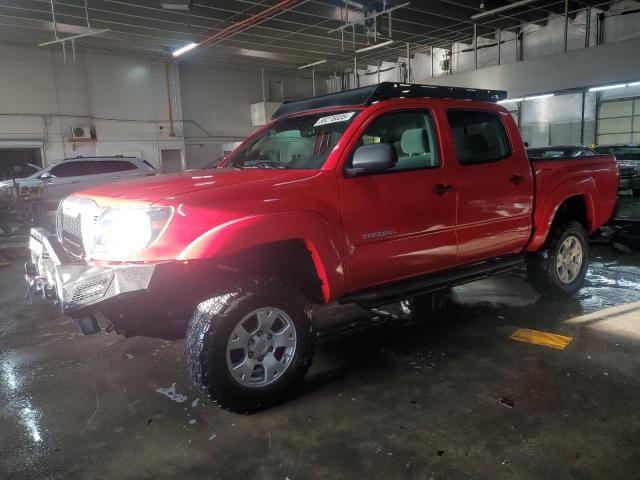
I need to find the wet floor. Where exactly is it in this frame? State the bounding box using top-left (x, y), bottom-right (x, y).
top-left (2, 246), bottom-right (640, 479)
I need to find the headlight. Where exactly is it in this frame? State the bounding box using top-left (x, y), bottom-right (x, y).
top-left (91, 206), bottom-right (173, 258)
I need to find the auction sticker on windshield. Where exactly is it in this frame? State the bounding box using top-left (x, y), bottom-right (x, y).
top-left (314, 112), bottom-right (356, 127)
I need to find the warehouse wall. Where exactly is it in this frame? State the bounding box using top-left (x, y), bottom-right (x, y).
top-left (179, 63), bottom-right (322, 169)
top-left (0, 44), bottom-right (184, 168)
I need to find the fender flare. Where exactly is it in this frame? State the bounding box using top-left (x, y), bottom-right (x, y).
top-left (527, 176), bottom-right (596, 252)
top-left (176, 211), bottom-right (344, 302)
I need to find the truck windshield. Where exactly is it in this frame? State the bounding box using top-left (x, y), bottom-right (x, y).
top-left (223, 110), bottom-right (360, 170)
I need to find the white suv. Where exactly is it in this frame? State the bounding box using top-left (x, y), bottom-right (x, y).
top-left (1, 156), bottom-right (157, 204)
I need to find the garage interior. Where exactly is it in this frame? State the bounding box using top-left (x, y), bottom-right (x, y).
top-left (2, 0), bottom-right (640, 478)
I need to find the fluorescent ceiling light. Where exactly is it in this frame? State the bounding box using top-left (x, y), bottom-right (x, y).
top-left (471, 0), bottom-right (538, 20)
top-left (524, 93), bottom-right (554, 101)
top-left (497, 98), bottom-right (523, 104)
top-left (628, 81), bottom-right (640, 87)
top-left (172, 42), bottom-right (198, 57)
top-left (589, 83), bottom-right (627, 92)
top-left (298, 59), bottom-right (327, 70)
top-left (355, 40), bottom-right (394, 54)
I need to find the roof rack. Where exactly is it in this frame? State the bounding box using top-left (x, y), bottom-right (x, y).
top-left (272, 82), bottom-right (508, 119)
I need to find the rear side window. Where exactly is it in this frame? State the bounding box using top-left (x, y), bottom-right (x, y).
top-left (50, 161), bottom-right (88, 177)
top-left (83, 161), bottom-right (138, 175)
top-left (447, 110), bottom-right (511, 165)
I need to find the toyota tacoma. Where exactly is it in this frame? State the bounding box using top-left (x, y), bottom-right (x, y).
top-left (25, 83), bottom-right (619, 412)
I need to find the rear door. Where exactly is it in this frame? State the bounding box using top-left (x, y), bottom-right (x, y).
top-left (338, 107), bottom-right (457, 291)
top-left (445, 108), bottom-right (533, 263)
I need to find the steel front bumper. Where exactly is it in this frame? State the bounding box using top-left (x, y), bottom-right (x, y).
top-left (25, 227), bottom-right (155, 334)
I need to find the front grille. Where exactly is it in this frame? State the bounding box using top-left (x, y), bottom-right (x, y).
top-left (58, 207), bottom-right (85, 258)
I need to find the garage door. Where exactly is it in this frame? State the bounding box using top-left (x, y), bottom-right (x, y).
top-left (597, 98), bottom-right (640, 145)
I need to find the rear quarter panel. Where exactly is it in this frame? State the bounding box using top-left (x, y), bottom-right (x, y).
top-left (527, 155), bottom-right (618, 252)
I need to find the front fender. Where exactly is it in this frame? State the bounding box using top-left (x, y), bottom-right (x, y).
top-left (527, 175), bottom-right (596, 252)
top-left (177, 211), bottom-right (344, 302)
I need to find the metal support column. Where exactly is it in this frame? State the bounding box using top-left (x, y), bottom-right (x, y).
top-left (585, 6), bottom-right (592, 48)
top-left (580, 91), bottom-right (586, 144)
top-left (406, 42), bottom-right (411, 82)
top-left (473, 23), bottom-right (478, 70)
top-left (430, 46), bottom-right (434, 78)
top-left (312, 68), bottom-right (316, 96)
top-left (497, 29), bottom-right (501, 65)
top-left (563, 0), bottom-right (569, 52)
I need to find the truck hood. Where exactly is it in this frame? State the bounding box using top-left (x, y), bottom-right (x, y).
top-left (75, 168), bottom-right (317, 203)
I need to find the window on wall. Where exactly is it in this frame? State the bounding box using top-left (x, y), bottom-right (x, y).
top-left (597, 98), bottom-right (640, 145)
top-left (447, 110), bottom-right (511, 165)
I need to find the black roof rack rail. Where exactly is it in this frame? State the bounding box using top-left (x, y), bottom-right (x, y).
top-left (271, 82), bottom-right (508, 119)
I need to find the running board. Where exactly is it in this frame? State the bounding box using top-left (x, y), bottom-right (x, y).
top-left (340, 254), bottom-right (525, 308)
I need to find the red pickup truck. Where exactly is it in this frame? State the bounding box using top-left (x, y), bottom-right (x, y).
top-left (26, 83), bottom-right (618, 412)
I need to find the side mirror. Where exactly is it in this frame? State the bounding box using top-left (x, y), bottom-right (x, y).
top-left (40, 172), bottom-right (52, 180)
top-left (346, 143), bottom-right (397, 177)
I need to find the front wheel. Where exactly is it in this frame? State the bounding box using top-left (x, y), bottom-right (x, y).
top-left (527, 221), bottom-right (589, 297)
top-left (185, 276), bottom-right (316, 413)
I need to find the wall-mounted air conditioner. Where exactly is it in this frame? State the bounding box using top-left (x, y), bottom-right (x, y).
top-left (71, 125), bottom-right (92, 140)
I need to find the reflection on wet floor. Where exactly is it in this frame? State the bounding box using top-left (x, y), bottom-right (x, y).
top-left (2, 244), bottom-right (640, 479)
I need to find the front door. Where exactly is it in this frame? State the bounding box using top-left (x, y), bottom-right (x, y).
top-left (338, 108), bottom-right (458, 292)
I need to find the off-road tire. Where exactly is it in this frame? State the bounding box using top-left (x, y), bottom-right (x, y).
top-left (527, 221), bottom-right (589, 297)
top-left (185, 276), bottom-right (316, 413)
top-left (400, 290), bottom-right (449, 321)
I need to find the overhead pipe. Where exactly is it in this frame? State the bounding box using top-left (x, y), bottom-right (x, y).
top-left (170, 0), bottom-right (300, 63)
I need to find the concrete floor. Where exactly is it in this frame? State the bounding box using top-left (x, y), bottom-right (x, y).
top-left (2, 246), bottom-right (640, 479)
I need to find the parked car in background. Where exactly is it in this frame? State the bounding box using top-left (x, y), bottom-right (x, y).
top-left (526, 145), bottom-right (597, 159)
top-left (594, 144), bottom-right (640, 196)
top-left (0, 156), bottom-right (157, 206)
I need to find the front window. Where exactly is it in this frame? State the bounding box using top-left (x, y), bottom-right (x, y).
top-left (223, 110), bottom-right (360, 170)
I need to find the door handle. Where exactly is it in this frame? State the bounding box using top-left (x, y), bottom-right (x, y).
top-left (509, 174), bottom-right (524, 185)
top-left (433, 183), bottom-right (454, 194)
top-left (112, 176), bottom-right (121, 179)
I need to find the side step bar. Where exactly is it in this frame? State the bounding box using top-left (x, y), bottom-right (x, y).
top-left (340, 254), bottom-right (525, 308)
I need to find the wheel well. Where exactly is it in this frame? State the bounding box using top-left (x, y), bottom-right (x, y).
top-left (552, 196), bottom-right (589, 231)
top-left (216, 240), bottom-right (324, 303)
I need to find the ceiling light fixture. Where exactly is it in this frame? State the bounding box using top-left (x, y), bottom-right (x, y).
top-left (298, 59), bottom-right (327, 70)
top-left (627, 81), bottom-right (640, 87)
top-left (355, 39), bottom-right (394, 53)
top-left (471, 0), bottom-right (538, 19)
top-left (172, 42), bottom-right (198, 57)
top-left (589, 83), bottom-right (627, 92)
top-left (497, 98), bottom-right (523, 104)
top-left (524, 93), bottom-right (554, 101)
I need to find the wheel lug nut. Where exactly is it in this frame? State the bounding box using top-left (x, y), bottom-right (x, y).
top-left (257, 330), bottom-right (263, 337)
top-left (258, 355), bottom-right (264, 361)
top-left (267, 334), bottom-right (273, 340)
top-left (248, 339), bottom-right (254, 346)
top-left (268, 346), bottom-right (273, 352)
top-left (248, 352), bottom-right (254, 358)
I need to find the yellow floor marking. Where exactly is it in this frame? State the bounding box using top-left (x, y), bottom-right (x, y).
top-left (510, 328), bottom-right (573, 350)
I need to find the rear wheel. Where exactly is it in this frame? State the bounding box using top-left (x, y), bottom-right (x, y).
top-left (527, 221), bottom-right (589, 297)
top-left (185, 276), bottom-right (316, 413)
